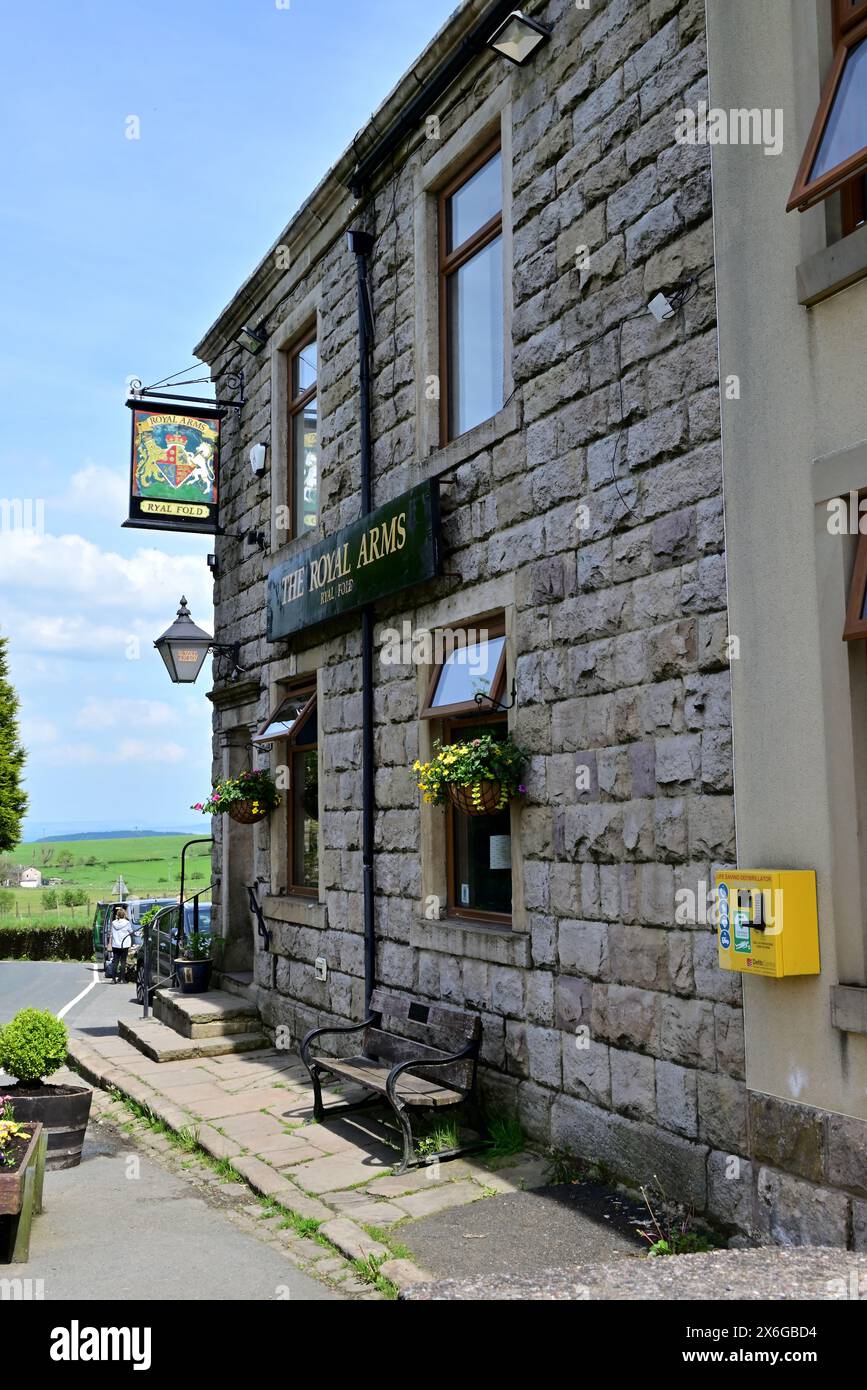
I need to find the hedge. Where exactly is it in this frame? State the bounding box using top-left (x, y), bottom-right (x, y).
top-left (0, 924), bottom-right (93, 961)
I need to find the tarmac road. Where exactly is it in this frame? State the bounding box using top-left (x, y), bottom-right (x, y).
top-left (21, 1120), bottom-right (338, 1301)
top-left (0, 960), bottom-right (142, 1033)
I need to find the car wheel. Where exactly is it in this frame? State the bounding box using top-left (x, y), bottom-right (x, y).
top-left (135, 966), bottom-right (145, 1005)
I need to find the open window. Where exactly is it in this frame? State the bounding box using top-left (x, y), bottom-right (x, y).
top-left (420, 621), bottom-right (506, 718)
top-left (254, 683), bottom-right (319, 895)
top-left (788, 6), bottom-right (867, 223)
top-left (844, 531), bottom-right (867, 639)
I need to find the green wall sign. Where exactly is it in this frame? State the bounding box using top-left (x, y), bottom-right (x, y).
top-left (267, 480), bottom-right (441, 640)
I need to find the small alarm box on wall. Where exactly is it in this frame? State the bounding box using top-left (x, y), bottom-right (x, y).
top-left (714, 869), bottom-right (820, 978)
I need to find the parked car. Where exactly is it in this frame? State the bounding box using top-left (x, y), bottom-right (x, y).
top-left (91, 898), bottom-right (177, 982)
top-left (133, 900), bottom-right (213, 1004)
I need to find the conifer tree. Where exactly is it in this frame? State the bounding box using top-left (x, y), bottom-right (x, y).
top-left (0, 636), bottom-right (27, 851)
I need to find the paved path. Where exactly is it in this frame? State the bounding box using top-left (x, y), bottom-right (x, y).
top-left (69, 1025), bottom-right (576, 1293)
top-left (25, 1083), bottom-right (339, 1302)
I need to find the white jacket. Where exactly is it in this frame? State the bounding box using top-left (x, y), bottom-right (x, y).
top-left (110, 917), bottom-right (133, 949)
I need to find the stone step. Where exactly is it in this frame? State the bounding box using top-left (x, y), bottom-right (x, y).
top-left (154, 987), bottom-right (260, 1039)
top-left (119, 1015), bottom-right (268, 1063)
top-left (217, 971), bottom-right (256, 1005)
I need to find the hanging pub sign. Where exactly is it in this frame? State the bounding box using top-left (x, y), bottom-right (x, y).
top-left (123, 399), bottom-right (222, 534)
top-left (267, 479), bottom-right (441, 639)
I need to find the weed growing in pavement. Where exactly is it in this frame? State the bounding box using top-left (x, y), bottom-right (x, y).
top-left (638, 1176), bottom-right (717, 1257)
top-left (484, 1110), bottom-right (526, 1162)
top-left (351, 1253), bottom-right (398, 1299)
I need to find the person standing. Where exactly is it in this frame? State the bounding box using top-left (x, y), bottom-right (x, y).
top-left (110, 906), bottom-right (133, 985)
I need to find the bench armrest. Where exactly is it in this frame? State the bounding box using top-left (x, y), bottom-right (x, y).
top-left (300, 1017), bottom-right (375, 1068)
top-left (385, 1042), bottom-right (478, 1104)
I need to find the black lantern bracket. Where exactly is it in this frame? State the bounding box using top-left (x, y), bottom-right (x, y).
top-left (211, 640), bottom-right (245, 681)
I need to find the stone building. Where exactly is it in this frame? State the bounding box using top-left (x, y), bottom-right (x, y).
top-left (191, 0), bottom-right (867, 1244)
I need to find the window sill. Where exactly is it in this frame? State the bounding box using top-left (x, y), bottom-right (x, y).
top-left (410, 916), bottom-right (530, 966)
top-left (263, 893), bottom-right (325, 929)
top-left (418, 396), bottom-right (521, 482)
top-left (796, 222), bottom-right (867, 307)
top-left (830, 983), bottom-right (867, 1035)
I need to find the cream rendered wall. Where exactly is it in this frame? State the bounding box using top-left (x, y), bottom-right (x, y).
top-left (707, 0), bottom-right (867, 1117)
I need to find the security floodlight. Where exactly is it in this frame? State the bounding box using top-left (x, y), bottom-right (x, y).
top-left (487, 10), bottom-right (552, 65)
top-left (235, 323), bottom-right (267, 354)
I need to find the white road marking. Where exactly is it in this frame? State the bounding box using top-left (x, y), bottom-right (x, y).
top-left (57, 967), bottom-right (101, 1020)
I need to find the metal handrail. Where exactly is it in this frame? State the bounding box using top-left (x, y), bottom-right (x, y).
top-left (140, 883), bottom-right (217, 1018)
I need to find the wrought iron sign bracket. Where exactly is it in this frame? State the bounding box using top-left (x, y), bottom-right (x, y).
top-left (128, 371), bottom-right (245, 418)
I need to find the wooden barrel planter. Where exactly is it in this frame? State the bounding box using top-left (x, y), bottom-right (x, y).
top-left (447, 781), bottom-right (508, 816)
top-left (7, 1084), bottom-right (93, 1170)
top-left (228, 799), bottom-right (268, 824)
top-left (0, 1123), bottom-right (46, 1263)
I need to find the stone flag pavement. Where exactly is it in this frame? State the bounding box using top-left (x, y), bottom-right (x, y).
top-left (68, 1030), bottom-right (552, 1294)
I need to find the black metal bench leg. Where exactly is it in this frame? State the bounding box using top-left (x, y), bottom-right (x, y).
top-left (392, 1102), bottom-right (415, 1175)
top-left (466, 1095), bottom-right (490, 1145)
top-left (309, 1063), bottom-right (325, 1123)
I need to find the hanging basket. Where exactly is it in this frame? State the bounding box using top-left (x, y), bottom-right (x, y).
top-left (447, 780), bottom-right (508, 817)
top-left (228, 799), bottom-right (269, 825)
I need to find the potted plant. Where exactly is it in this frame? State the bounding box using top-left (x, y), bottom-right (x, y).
top-left (414, 733), bottom-right (528, 816)
top-left (0, 1009), bottom-right (92, 1170)
top-left (174, 931), bottom-right (213, 995)
top-left (193, 769), bottom-right (281, 825)
top-left (0, 1095), bottom-right (46, 1262)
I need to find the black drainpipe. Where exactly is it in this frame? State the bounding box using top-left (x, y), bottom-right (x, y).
top-left (348, 227), bottom-right (376, 1011)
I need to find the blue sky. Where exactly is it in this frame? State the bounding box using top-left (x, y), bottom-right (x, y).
top-left (0, 0), bottom-right (455, 840)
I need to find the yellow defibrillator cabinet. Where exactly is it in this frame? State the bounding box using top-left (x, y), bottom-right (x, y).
top-left (714, 869), bottom-right (820, 977)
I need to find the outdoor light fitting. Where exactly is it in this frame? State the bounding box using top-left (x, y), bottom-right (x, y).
top-left (249, 442), bottom-right (267, 475)
top-left (487, 10), bottom-right (552, 65)
top-left (154, 596), bottom-right (243, 684)
top-left (234, 323), bottom-right (267, 355)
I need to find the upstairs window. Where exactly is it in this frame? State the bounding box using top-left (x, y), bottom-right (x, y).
top-left (438, 141), bottom-right (504, 441)
top-left (289, 332), bottom-right (318, 536)
top-left (788, 4), bottom-right (867, 229)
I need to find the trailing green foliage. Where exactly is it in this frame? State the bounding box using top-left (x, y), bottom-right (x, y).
top-left (0, 636), bottom-right (26, 854)
top-left (0, 923), bottom-right (92, 961)
top-left (0, 1008), bottom-right (68, 1084)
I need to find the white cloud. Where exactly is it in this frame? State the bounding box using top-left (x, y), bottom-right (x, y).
top-left (18, 716), bottom-right (59, 745)
top-left (55, 462), bottom-right (129, 524)
top-left (74, 697), bottom-right (186, 730)
top-left (38, 737), bottom-right (189, 768)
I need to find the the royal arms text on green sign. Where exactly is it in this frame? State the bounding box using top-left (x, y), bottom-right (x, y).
top-left (267, 480), bottom-right (441, 639)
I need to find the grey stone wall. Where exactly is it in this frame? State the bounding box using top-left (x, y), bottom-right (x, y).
top-left (197, 0), bottom-right (862, 1243)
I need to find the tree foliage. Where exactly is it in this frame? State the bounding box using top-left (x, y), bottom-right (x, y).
top-left (0, 637), bottom-right (26, 853)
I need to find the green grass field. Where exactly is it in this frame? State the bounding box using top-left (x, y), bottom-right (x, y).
top-left (0, 834), bottom-right (213, 926)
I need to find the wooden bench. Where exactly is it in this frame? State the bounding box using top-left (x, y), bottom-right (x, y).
top-left (300, 990), bottom-right (487, 1173)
